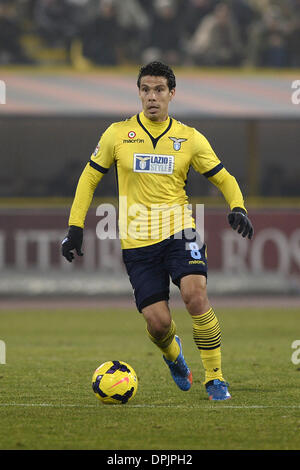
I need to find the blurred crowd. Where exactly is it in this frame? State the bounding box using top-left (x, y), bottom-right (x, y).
top-left (0, 0), bottom-right (300, 67)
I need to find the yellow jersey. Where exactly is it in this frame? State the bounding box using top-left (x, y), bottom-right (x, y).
top-left (69, 112), bottom-right (246, 249)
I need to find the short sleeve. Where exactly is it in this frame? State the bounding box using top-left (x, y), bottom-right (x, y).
top-left (191, 128), bottom-right (223, 177)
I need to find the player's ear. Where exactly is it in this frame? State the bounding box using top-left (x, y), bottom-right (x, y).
top-left (169, 88), bottom-right (176, 100)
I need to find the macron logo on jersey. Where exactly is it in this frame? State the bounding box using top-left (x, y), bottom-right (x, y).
top-left (133, 154), bottom-right (174, 174)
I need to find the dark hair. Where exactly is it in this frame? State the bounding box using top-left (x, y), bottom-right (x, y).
top-left (137, 61), bottom-right (176, 91)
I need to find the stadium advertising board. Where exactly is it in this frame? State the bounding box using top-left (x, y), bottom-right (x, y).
top-left (1, 208), bottom-right (300, 276)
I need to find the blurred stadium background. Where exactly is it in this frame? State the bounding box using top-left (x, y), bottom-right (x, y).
top-left (0, 0), bottom-right (300, 303)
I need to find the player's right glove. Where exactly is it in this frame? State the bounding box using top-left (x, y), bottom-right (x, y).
top-left (228, 207), bottom-right (254, 240)
top-left (61, 225), bottom-right (83, 262)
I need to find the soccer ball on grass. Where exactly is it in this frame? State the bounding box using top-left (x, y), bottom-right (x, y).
top-left (92, 360), bottom-right (138, 404)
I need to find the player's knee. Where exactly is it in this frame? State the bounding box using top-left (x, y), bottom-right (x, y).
top-left (143, 303), bottom-right (171, 339)
top-left (181, 283), bottom-right (209, 315)
top-left (148, 315), bottom-right (171, 339)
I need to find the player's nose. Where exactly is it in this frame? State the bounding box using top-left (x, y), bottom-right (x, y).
top-left (148, 90), bottom-right (157, 101)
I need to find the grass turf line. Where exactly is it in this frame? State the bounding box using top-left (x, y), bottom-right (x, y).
top-left (0, 307), bottom-right (299, 450)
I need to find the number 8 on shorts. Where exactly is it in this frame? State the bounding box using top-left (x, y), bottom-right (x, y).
top-left (189, 242), bottom-right (201, 260)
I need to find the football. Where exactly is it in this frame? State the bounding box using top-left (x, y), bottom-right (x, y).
top-left (92, 360), bottom-right (138, 405)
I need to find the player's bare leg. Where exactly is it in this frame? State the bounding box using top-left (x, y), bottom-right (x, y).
top-left (142, 300), bottom-right (172, 340)
top-left (180, 274), bottom-right (231, 400)
top-left (180, 274), bottom-right (211, 316)
top-left (142, 301), bottom-right (192, 391)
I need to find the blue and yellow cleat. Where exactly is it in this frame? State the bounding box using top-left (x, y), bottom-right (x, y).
top-left (205, 379), bottom-right (231, 401)
top-left (163, 336), bottom-right (193, 391)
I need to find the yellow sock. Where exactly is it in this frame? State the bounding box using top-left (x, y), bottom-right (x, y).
top-left (200, 348), bottom-right (223, 384)
top-left (192, 308), bottom-right (224, 384)
top-left (147, 320), bottom-right (180, 361)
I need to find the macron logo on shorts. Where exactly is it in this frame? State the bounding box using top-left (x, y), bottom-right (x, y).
top-left (133, 154), bottom-right (174, 174)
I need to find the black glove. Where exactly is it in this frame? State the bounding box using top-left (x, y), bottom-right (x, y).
top-left (228, 207), bottom-right (254, 240)
top-left (62, 225), bottom-right (83, 262)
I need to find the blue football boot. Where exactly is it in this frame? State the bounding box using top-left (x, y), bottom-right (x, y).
top-left (163, 336), bottom-right (193, 391)
top-left (205, 379), bottom-right (231, 401)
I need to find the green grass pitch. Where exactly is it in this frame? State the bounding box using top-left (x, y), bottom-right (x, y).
top-left (0, 305), bottom-right (300, 450)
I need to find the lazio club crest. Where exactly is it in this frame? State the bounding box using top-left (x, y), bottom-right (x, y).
top-left (169, 137), bottom-right (187, 151)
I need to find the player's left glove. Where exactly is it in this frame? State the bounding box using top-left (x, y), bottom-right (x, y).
top-left (228, 207), bottom-right (254, 239)
top-left (61, 225), bottom-right (84, 262)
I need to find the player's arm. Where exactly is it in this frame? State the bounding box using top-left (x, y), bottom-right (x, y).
top-left (191, 129), bottom-right (254, 239)
top-left (62, 125), bottom-right (116, 262)
top-left (206, 167), bottom-right (253, 239)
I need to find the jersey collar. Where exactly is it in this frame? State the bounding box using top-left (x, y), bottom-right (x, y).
top-left (137, 112), bottom-right (173, 149)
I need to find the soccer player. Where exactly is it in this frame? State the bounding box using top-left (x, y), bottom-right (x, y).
top-left (62, 61), bottom-right (253, 401)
